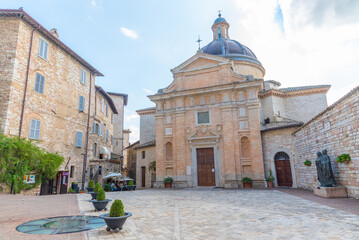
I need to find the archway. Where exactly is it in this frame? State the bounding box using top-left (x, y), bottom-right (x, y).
top-left (274, 151), bottom-right (293, 187)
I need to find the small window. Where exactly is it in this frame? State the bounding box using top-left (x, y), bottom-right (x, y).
top-left (29, 119), bottom-right (41, 140)
top-left (106, 104), bottom-right (108, 116)
top-left (101, 99), bottom-right (105, 112)
top-left (100, 124), bottom-right (104, 136)
top-left (38, 37), bottom-right (48, 60)
top-left (79, 96), bottom-right (85, 111)
top-left (197, 111), bottom-right (210, 124)
top-left (111, 135), bottom-right (113, 145)
top-left (70, 166), bottom-right (75, 178)
top-left (98, 166), bottom-right (102, 175)
top-left (142, 151), bottom-right (145, 159)
top-left (81, 69), bottom-right (86, 85)
top-left (75, 131), bottom-right (83, 147)
top-left (93, 143), bottom-right (97, 158)
top-left (34, 73), bottom-right (45, 94)
top-left (217, 27), bottom-right (222, 38)
top-left (106, 129), bottom-right (109, 141)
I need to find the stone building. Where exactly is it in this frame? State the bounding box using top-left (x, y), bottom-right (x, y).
top-left (124, 140), bottom-right (140, 181)
top-left (146, 14), bottom-right (331, 189)
top-left (135, 107), bottom-right (156, 188)
top-left (0, 9), bottom-right (127, 194)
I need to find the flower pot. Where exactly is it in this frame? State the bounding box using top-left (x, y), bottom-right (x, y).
top-left (99, 212), bottom-right (132, 233)
top-left (86, 187), bottom-right (94, 193)
top-left (267, 182), bottom-right (273, 188)
top-left (165, 182), bottom-right (172, 188)
top-left (89, 199), bottom-right (112, 211)
top-left (89, 192), bottom-right (98, 200)
top-left (243, 183), bottom-right (252, 188)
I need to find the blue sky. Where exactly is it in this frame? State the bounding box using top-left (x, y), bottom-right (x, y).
top-left (2, 0), bottom-right (359, 142)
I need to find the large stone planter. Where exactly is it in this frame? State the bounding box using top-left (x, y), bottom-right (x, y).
top-left (89, 192), bottom-right (98, 200)
top-left (86, 187), bottom-right (94, 193)
top-left (89, 199), bottom-right (111, 211)
top-left (99, 212), bottom-right (132, 233)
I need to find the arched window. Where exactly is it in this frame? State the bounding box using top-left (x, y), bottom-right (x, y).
top-left (217, 27), bottom-right (222, 38)
top-left (274, 152), bottom-right (290, 160)
top-left (165, 142), bottom-right (173, 161)
top-left (241, 137), bottom-right (250, 157)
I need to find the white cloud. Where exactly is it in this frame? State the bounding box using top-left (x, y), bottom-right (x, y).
top-left (126, 114), bottom-right (139, 122)
top-left (91, 0), bottom-right (97, 7)
top-left (230, 0), bottom-right (359, 104)
top-left (120, 27), bottom-right (138, 39)
top-left (142, 88), bottom-right (154, 95)
top-left (128, 125), bottom-right (139, 143)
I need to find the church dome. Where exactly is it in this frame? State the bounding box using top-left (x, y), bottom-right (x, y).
top-left (202, 13), bottom-right (262, 66)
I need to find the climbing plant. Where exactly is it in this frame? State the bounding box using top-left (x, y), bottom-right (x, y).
top-left (0, 134), bottom-right (64, 194)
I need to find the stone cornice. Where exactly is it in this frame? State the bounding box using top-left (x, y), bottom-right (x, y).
top-left (259, 87), bottom-right (330, 99)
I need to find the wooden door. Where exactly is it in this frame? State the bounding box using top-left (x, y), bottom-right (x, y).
top-left (141, 167), bottom-right (146, 187)
top-left (197, 148), bottom-right (215, 186)
top-left (275, 160), bottom-right (293, 186)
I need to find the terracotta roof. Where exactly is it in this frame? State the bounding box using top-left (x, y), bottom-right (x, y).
top-left (261, 120), bottom-right (303, 132)
top-left (293, 85), bottom-right (359, 134)
top-left (95, 85), bottom-right (118, 114)
top-left (279, 85), bottom-right (331, 92)
top-left (135, 140), bottom-right (156, 150)
top-left (125, 140), bottom-right (140, 149)
top-left (0, 9), bottom-right (103, 76)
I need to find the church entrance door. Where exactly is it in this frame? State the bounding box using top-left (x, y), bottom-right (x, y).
top-left (197, 148), bottom-right (215, 186)
top-left (275, 160), bottom-right (292, 187)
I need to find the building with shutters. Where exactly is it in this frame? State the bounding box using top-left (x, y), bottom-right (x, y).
top-left (0, 9), bottom-right (127, 195)
top-left (147, 13), bottom-right (331, 189)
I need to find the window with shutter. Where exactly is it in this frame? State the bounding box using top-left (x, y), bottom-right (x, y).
top-left (93, 122), bottom-right (96, 133)
top-left (101, 99), bottom-right (104, 112)
top-left (75, 131), bottom-right (83, 147)
top-left (34, 73), bottom-right (45, 94)
top-left (29, 119), bottom-right (41, 140)
top-left (100, 124), bottom-right (103, 136)
top-left (111, 113), bottom-right (113, 123)
top-left (79, 96), bottom-right (85, 111)
top-left (106, 104), bottom-right (108, 116)
top-left (111, 135), bottom-right (113, 145)
top-left (39, 37), bottom-right (48, 60)
top-left (81, 69), bottom-right (86, 84)
top-left (106, 129), bottom-right (109, 141)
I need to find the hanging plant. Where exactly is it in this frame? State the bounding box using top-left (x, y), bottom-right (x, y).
top-left (336, 154), bottom-right (351, 164)
top-left (304, 160), bottom-right (312, 166)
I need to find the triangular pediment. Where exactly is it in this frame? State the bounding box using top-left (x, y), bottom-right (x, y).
top-left (171, 52), bottom-right (231, 74)
top-left (188, 129), bottom-right (221, 141)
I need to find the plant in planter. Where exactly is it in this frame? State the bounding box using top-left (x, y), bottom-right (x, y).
top-left (90, 183), bottom-right (102, 200)
top-left (242, 177), bottom-right (253, 188)
top-left (71, 182), bottom-right (79, 193)
top-left (104, 183), bottom-right (113, 192)
top-left (89, 188), bottom-right (111, 211)
top-left (304, 160), bottom-right (312, 166)
top-left (336, 154), bottom-right (351, 164)
top-left (100, 199), bottom-right (132, 233)
top-left (68, 187), bottom-right (75, 194)
top-left (266, 170), bottom-right (275, 188)
top-left (87, 180), bottom-right (95, 193)
top-left (163, 176), bottom-right (173, 188)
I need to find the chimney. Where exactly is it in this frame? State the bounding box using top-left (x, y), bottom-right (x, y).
top-left (50, 28), bottom-right (59, 38)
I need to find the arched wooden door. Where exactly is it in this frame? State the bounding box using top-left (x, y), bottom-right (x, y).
top-left (274, 152), bottom-right (293, 187)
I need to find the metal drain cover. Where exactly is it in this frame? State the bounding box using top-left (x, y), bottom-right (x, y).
top-left (16, 215), bottom-right (105, 235)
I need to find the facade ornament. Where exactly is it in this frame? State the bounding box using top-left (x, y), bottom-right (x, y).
top-left (200, 125), bottom-right (207, 134)
top-left (186, 127), bottom-right (191, 134)
top-left (216, 124), bottom-right (222, 132)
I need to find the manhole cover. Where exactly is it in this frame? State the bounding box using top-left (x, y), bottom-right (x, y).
top-left (16, 215), bottom-right (105, 235)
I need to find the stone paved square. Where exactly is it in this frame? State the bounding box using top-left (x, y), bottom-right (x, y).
top-left (77, 189), bottom-right (359, 240)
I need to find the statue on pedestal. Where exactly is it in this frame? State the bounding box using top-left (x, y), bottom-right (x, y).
top-left (315, 149), bottom-right (336, 187)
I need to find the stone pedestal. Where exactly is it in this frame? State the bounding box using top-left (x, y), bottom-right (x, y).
top-left (314, 186), bottom-right (348, 198)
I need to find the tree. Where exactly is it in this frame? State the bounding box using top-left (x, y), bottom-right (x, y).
top-left (0, 134), bottom-right (64, 194)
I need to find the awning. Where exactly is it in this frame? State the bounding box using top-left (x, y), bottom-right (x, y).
top-left (102, 172), bottom-right (123, 179)
top-left (99, 147), bottom-right (110, 155)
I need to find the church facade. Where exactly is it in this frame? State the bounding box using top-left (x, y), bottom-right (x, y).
top-left (147, 14), bottom-right (330, 189)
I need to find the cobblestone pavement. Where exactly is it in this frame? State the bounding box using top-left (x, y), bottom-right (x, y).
top-left (0, 193), bottom-right (84, 240)
top-left (77, 189), bottom-right (359, 240)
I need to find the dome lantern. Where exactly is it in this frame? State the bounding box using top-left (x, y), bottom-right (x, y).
top-left (212, 11), bottom-right (230, 40)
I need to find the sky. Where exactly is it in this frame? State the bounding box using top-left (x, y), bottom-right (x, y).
top-left (1, 0), bottom-right (359, 143)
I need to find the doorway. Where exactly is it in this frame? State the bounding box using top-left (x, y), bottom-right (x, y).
top-left (141, 166), bottom-right (146, 187)
top-left (274, 152), bottom-right (293, 187)
top-left (196, 148), bottom-right (215, 186)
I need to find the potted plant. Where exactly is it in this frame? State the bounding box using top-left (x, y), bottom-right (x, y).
top-left (89, 183), bottom-right (101, 200)
top-left (68, 187), bottom-right (75, 194)
top-left (163, 176), bottom-right (173, 188)
top-left (242, 177), bottom-right (253, 188)
top-left (71, 182), bottom-right (78, 193)
top-left (104, 183), bottom-right (113, 192)
top-left (89, 188), bottom-right (111, 211)
top-left (337, 154), bottom-right (351, 164)
top-left (99, 199), bottom-right (132, 233)
top-left (266, 170), bottom-right (275, 188)
top-left (86, 180), bottom-right (95, 193)
top-left (304, 160), bottom-right (312, 166)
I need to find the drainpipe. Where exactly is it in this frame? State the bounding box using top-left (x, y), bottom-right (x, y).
top-left (19, 25), bottom-right (40, 137)
top-left (81, 73), bottom-right (93, 190)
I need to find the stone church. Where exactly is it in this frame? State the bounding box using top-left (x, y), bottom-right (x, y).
top-left (144, 14), bottom-right (332, 189)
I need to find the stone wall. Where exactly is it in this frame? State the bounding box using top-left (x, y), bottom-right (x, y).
top-left (139, 113), bottom-right (156, 144)
top-left (293, 87), bottom-right (359, 198)
top-left (136, 145), bottom-right (156, 189)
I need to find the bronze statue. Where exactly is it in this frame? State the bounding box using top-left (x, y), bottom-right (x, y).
top-left (316, 149), bottom-right (336, 187)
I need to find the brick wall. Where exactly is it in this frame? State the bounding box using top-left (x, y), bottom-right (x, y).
top-left (293, 87), bottom-right (359, 198)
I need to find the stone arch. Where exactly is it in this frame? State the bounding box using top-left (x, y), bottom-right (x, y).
top-left (240, 136), bottom-right (250, 158)
top-left (274, 151), bottom-right (290, 161)
top-left (273, 151), bottom-right (293, 187)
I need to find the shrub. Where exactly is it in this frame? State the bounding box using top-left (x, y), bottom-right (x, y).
top-left (266, 170), bottom-right (275, 182)
top-left (88, 180), bottom-right (94, 188)
top-left (68, 187), bottom-right (75, 193)
top-left (242, 177), bottom-right (253, 183)
top-left (94, 183), bottom-right (101, 193)
top-left (336, 154), bottom-right (351, 163)
top-left (304, 160), bottom-right (312, 166)
top-left (128, 180), bottom-right (134, 186)
top-left (148, 161), bottom-right (156, 172)
top-left (96, 188), bottom-right (106, 201)
top-left (110, 199), bottom-right (125, 217)
top-left (72, 182), bottom-right (78, 185)
top-left (103, 183), bottom-right (113, 192)
top-left (163, 176), bottom-right (173, 184)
